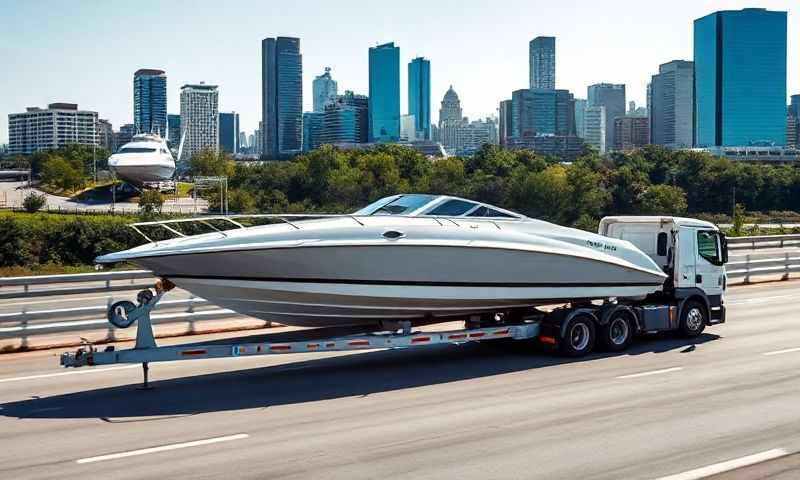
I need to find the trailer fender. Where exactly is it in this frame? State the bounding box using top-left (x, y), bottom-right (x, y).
top-left (598, 304), bottom-right (640, 332)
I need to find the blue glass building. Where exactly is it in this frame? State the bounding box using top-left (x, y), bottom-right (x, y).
top-left (302, 112), bottom-right (324, 152)
top-left (219, 112), bottom-right (239, 154)
top-left (368, 42), bottom-right (400, 142)
top-left (408, 57), bottom-right (431, 140)
top-left (262, 37), bottom-right (303, 157)
top-left (167, 114), bottom-right (181, 149)
top-left (133, 69), bottom-right (167, 136)
top-left (694, 8), bottom-right (787, 147)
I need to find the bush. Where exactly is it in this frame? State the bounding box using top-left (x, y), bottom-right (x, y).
top-left (22, 192), bottom-right (47, 213)
top-left (138, 190), bottom-right (165, 218)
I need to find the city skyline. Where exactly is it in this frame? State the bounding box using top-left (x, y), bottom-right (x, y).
top-left (1, 0), bottom-right (799, 144)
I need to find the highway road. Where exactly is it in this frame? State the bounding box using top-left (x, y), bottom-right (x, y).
top-left (1, 281), bottom-right (800, 479)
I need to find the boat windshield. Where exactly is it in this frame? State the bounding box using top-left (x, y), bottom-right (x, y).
top-left (354, 194), bottom-right (437, 216)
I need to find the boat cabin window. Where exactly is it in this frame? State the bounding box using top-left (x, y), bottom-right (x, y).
top-left (366, 194), bottom-right (436, 215)
top-left (119, 147), bottom-right (157, 153)
top-left (467, 206), bottom-right (515, 218)
top-left (427, 199), bottom-right (478, 216)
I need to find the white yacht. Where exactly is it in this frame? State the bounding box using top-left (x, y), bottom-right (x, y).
top-left (108, 133), bottom-right (176, 185)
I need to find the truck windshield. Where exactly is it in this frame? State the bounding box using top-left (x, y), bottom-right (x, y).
top-left (698, 231), bottom-right (723, 266)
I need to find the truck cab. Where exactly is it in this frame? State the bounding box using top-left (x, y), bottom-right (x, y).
top-left (599, 216), bottom-right (728, 326)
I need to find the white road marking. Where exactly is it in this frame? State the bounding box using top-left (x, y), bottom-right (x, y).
top-left (0, 295), bottom-right (112, 307)
top-left (75, 433), bottom-right (249, 464)
top-left (653, 448), bottom-right (789, 480)
top-left (616, 367), bottom-right (683, 380)
top-left (763, 347), bottom-right (800, 356)
top-left (0, 365), bottom-right (139, 383)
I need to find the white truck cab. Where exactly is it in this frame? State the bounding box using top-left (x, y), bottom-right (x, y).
top-left (598, 216), bottom-right (728, 328)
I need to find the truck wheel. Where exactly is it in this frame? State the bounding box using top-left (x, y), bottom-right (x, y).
top-left (601, 311), bottom-right (634, 352)
top-left (560, 314), bottom-right (596, 357)
top-left (680, 301), bottom-right (706, 338)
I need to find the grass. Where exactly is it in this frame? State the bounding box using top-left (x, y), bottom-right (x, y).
top-left (0, 262), bottom-right (137, 277)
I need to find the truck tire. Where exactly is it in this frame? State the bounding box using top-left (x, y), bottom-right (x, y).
top-left (679, 301), bottom-right (706, 338)
top-left (601, 311), bottom-right (634, 352)
top-left (560, 314), bottom-right (596, 357)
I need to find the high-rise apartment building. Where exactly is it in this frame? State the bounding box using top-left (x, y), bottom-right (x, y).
top-left (694, 8), bottom-right (787, 147)
top-left (583, 106), bottom-right (606, 153)
top-left (529, 36), bottom-right (555, 90)
top-left (262, 37), bottom-right (303, 157)
top-left (312, 67), bottom-right (337, 113)
top-left (8, 103), bottom-right (98, 155)
top-left (408, 57), bottom-right (431, 140)
top-left (97, 119), bottom-right (113, 152)
top-left (114, 124), bottom-right (135, 152)
top-left (219, 112), bottom-right (240, 154)
top-left (588, 83), bottom-right (625, 152)
top-left (179, 83), bottom-right (219, 162)
top-left (650, 60), bottom-right (694, 148)
top-left (133, 69), bottom-right (167, 136)
top-left (368, 42), bottom-right (400, 142)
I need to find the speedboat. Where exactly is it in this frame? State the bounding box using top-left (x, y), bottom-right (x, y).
top-left (96, 194), bottom-right (668, 328)
top-left (108, 133), bottom-right (176, 185)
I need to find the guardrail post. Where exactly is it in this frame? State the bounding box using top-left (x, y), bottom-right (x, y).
top-left (106, 296), bottom-right (116, 342)
top-left (783, 253), bottom-right (790, 281)
top-left (188, 295), bottom-right (196, 334)
top-left (744, 254), bottom-right (751, 284)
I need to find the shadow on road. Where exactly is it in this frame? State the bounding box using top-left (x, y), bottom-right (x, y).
top-left (0, 332), bottom-right (719, 420)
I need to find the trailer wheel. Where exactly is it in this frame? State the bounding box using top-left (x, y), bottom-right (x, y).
top-left (560, 314), bottom-right (596, 357)
top-left (601, 311), bottom-right (634, 352)
top-left (679, 301), bottom-right (706, 338)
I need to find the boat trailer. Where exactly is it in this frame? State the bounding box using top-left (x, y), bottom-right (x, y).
top-left (60, 280), bottom-right (543, 389)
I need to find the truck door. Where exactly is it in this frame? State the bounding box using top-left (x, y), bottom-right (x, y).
top-left (675, 227), bottom-right (696, 289)
top-left (695, 230), bottom-right (725, 297)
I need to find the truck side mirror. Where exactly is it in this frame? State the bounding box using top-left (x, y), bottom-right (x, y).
top-left (720, 233), bottom-right (729, 264)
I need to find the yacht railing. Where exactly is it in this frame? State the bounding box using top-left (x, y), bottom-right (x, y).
top-left (128, 214), bottom-right (521, 243)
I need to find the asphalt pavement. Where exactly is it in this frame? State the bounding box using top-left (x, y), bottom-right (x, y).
top-left (1, 281), bottom-right (800, 479)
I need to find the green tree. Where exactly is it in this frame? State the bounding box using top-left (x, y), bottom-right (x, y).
top-left (138, 190), bottom-right (165, 218)
top-left (41, 155), bottom-right (85, 192)
top-left (189, 148), bottom-right (235, 177)
top-left (639, 185), bottom-right (688, 215)
top-left (227, 189), bottom-right (257, 214)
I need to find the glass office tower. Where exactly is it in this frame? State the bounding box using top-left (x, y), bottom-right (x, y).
top-left (262, 37), bottom-right (303, 157)
top-left (368, 42), bottom-right (400, 142)
top-left (219, 112), bottom-right (239, 154)
top-left (408, 57), bottom-right (431, 140)
top-left (133, 69), bottom-right (167, 136)
top-left (694, 8), bottom-right (787, 147)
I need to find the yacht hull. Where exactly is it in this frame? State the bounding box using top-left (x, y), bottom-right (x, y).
top-left (132, 244), bottom-right (666, 328)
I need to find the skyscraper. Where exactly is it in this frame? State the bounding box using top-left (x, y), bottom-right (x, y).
top-left (499, 99), bottom-right (513, 147)
top-left (614, 116), bottom-right (650, 151)
top-left (788, 95), bottom-right (800, 148)
top-left (368, 42), bottom-right (400, 142)
top-left (312, 67), bottom-right (337, 113)
top-left (584, 106), bottom-right (606, 153)
top-left (320, 91), bottom-right (369, 145)
top-left (694, 8), bottom-right (787, 147)
top-left (529, 36), bottom-right (555, 90)
top-left (650, 60), bottom-right (694, 148)
top-left (179, 83), bottom-right (219, 162)
top-left (438, 86), bottom-right (462, 126)
top-left (408, 57), bottom-right (431, 140)
top-left (167, 114), bottom-right (181, 149)
top-left (262, 37), bottom-right (303, 157)
top-left (573, 99), bottom-right (587, 138)
top-left (510, 88), bottom-right (573, 138)
top-left (219, 112), bottom-right (240, 154)
top-left (588, 83), bottom-right (625, 152)
top-left (239, 132), bottom-right (248, 151)
top-left (302, 112), bottom-right (324, 152)
top-left (133, 69), bottom-right (167, 136)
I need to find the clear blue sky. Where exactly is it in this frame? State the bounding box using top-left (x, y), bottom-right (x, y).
top-left (2, 0), bottom-right (798, 142)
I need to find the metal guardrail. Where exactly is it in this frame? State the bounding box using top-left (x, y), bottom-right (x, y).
top-left (0, 234), bottom-right (798, 344)
top-left (726, 234), bottom-right (800, 250)
top-left (726, 251), bottom-right (800, 284)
